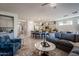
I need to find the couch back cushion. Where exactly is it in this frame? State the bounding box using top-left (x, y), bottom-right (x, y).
top-left (4, 35), bottom-right (10, 42)
top-left (0, 36), bottom-right (4, 43)
top-left (46, 33), bottom-right (59, 42)
top-left (8, 33), bottom-right (14, 39)
top-left (75, 34), bottom-right (79, 42)
top-left (0, 35), bottom-right (10, 43)
top-left (49, 33), bottom-right (56, 39)
top-left (61, 33), bottom-right (75, 41)
top-left (55, 32), bottom-right (62, 39)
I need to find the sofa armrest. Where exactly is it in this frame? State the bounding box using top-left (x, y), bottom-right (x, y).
top-left (10, 38), bottom-right (21, 43)
top-left (6, 43), bottom-right (17, 55)
top-left (0, 41), bottom-right (20, 56)
top-left (0, 43), bottom-right (16, 53)
top-left (0, 43), bottom-right (13, 48)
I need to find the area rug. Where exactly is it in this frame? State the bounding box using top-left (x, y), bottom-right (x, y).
top-left (15, 45), bottom-right (68, 56)
top-left (15, 36), bottom-right (68, 56)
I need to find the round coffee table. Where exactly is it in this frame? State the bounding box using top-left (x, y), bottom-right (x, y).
top-left (35, 41), bottom-right (56, 56)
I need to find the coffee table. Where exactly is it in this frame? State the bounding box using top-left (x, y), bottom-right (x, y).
top-left (35, 41), bottom-right (56, 56)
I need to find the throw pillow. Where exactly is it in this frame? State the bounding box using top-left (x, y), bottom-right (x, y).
top-left (49, 33), bottom-right (59, 40)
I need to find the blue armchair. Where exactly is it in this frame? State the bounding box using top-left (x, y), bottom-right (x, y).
top-left (0, 35), bottom-right (21, 56)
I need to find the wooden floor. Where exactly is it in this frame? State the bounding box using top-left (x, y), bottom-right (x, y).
top-left (15, 35), bottom-right (68, 56)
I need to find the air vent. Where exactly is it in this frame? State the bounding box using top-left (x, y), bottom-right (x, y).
top-left (72, 11), bottom-right (78, 14)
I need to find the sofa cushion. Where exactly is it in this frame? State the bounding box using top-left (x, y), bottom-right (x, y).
top-left (8, 33), bottom-right (14, 39)
top-left (72, 51), bottom-right (79, 54)
top-left (57, 40), bottom-right (73, 48)
top-left (50, 39), bottom-right (73, 53)
top-left (3, 35), bottom-right (10, 39)
top-left (71, 47), bottom-right (79, 54)
top-left (61, 33), bottom-right (75, 41)
top-left (0, 36), bottom-right (6, 43)
top-left (75, 34), bottom-right (79, 42)
top-left (49, 33), bottom-right (55, 39)
top-left (55, 32), bottom-right (61, 39)
top-left (46, 33), bottom-right (59, 41)
top-left (3, 35), bottom-right (10, 43)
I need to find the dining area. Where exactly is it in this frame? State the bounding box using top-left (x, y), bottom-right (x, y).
top-left (31, 31), bottom-right (49, 39)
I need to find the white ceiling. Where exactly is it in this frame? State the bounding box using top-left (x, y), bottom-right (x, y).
top-left (0, 3), bottom-right (79, 21)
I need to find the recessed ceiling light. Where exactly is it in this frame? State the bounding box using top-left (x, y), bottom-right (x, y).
top-left (49, 3), bottom-right (57, 7)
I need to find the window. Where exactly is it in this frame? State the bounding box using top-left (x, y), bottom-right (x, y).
top-left (58, 22), bottom-right (63, 26)
top-left (63, 21), bottom-right (72, 25)
top-left (58, 20), bottom-right (72, 26)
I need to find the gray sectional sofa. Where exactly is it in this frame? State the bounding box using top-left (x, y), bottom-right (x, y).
top-left (69, 46), bottom-right (79, 56)
top-left (46, 32), bottom-right (79, 56)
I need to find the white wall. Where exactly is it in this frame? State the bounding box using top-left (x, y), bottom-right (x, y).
top-left (27, 21), bottom-right (34, 36)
